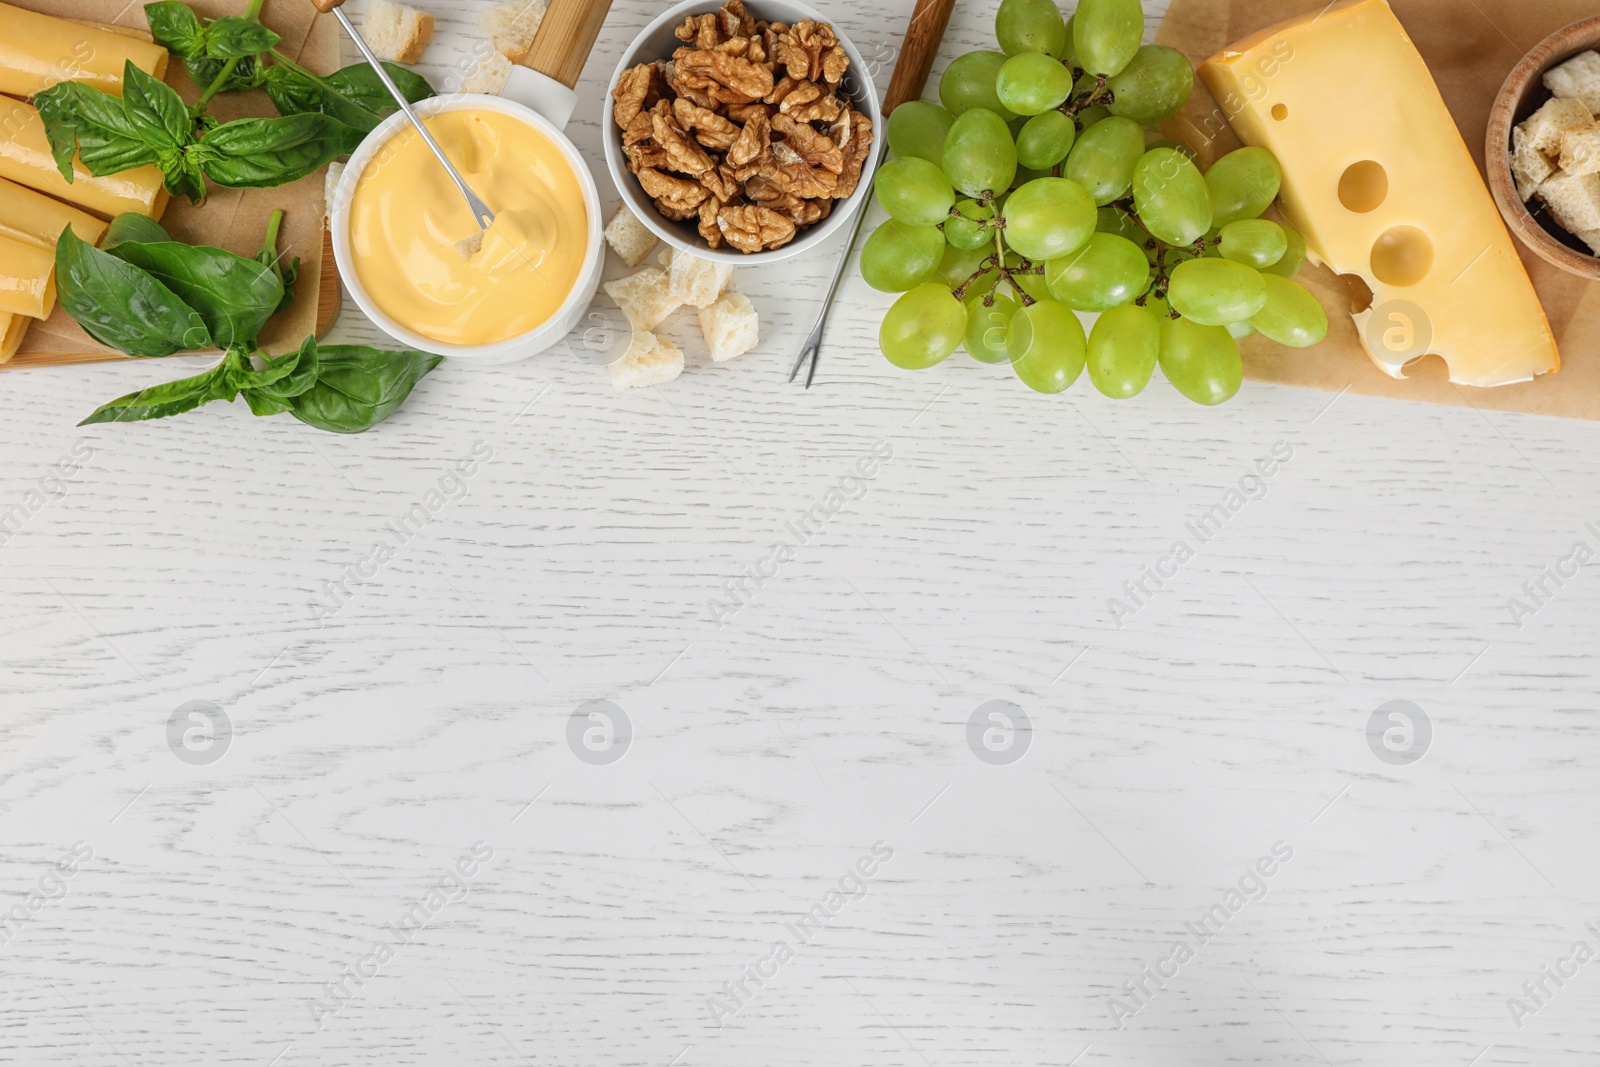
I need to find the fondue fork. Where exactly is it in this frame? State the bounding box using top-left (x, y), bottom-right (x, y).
top-left (312, 0), bottom-right (496, 245)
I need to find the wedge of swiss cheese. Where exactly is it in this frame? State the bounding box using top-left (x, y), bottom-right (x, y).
top-left (1200, 0), bottom-right (1559, 389)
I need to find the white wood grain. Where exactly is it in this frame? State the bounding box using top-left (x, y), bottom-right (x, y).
top-left (3, 2), bottom-right (1600, 1065)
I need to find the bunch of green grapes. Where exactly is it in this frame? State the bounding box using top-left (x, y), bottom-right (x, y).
top-left (864, 0), bottom-right (1328, 405)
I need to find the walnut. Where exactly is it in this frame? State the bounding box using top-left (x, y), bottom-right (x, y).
top-left (702, 163), bottom-right (740, 202)
top-left (698, 196), bottom-right (726, 249)
top-left (718, 0), bottom-right (757, 38)
top-left (726, 108), bottom-right (770, 168)
top-left (725, 102), bottom-right (770, 125)
top-left (625, 142), bottom-right (670, 171)
top-left (717, 204), bottom-right (796, 252)
top-left (762, 142), bottom-right (838, 199)
top-left (651, 107), bottom-right (715, 177)
top-left (655, 196), bottom-right (703, 222)
top-left (612, 63), bottom-right (667, 129)
top-left (621, 111), bottom-right (654, 147)
top-left (765, 75), bottom-right (807, 106)
top-left (638, 167), bottom-right (710, 215)
top-left (745, 35), bottom-right (769, 67)
top-left (772, 112), bottom-right (844, 174)
top-left (832, 108), bottom-right (874, 199)
top-left (716, 37), bottom-right (750, 58)
top-left (673, 98), bottom-right (741, 150)
top-left (773, 20), bottom-right (847, 85)
top-left (674, 47), bottom-right (774, 103)
top-left (785, 92), bottom-right (844, 124)
top-left (674, 12), bottom-right (722, 50)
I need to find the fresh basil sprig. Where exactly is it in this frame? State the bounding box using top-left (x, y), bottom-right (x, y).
top-left (144, 1), bottom-right (281, 92)
top-left (36, 61), bottom-right (363, 204)
top-left (63, 214), bottom-right (442, 434)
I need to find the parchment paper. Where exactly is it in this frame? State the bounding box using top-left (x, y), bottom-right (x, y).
top-left (12, 0), bottom-right (337, 361)
top-left (1156, 0), bottom-right (1600, 420)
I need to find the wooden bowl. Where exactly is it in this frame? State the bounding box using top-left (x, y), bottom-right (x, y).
top-left (1487, 14), bottom-right (1600, 281)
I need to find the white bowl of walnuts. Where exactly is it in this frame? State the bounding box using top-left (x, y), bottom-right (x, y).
top-left (602, 0), bottom-right (884, 264)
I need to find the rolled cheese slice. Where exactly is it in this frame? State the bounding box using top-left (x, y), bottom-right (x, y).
top-left (0, 98), bottom-right (169, 220)
top-left (0, 175), bottom-right (107, 248)
top-left (0, 312), bottom-right (28, 364)
top-left (0, 230), bottom-right (56, 318)
top-left (0, 1), bottom-right (168, 97)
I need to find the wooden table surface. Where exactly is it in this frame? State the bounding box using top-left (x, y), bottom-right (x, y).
top-left (2, 2), bottom-right (1598, 1065)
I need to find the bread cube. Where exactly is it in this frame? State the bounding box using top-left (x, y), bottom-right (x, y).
top-left (1538, 170), bottom-right (1600, 234)
top-left (609, 331), bottom-right (683, 388)
top-left (1577, 228), bottom-right (1600, 256)
top-left (1544, 50), bottom-right (1600, 115)
top-left (458, 50), bottom-right (512, 95)
top-left (667, 246), bottom-right (734, 308)
top-left (363, 0), bottom-right (434, 64)
top-left (1520, 96), bottom-right (1593, 156)
top-left (698, 292), bottom-right (759, 363)
top-left (604, 203), bottom-right (659, 267)
top-left (480, 0), bottom-right (548, 62)
top-left (1560, 123), bottom-right (1600, 177)
top-left (603, 267), bottom-right (681, 331)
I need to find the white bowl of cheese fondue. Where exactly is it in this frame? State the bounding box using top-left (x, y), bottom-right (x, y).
top-left (331, 94), bottom-right (604, 364)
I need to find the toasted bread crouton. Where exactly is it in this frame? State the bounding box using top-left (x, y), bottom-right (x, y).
top-left (698, 292), bottom-right (759, 363)
top-left (1521, 96), bottom-right (1593, 157)
top-left (604, 203), bottom-right (659, 267)
top-left (1560, 123), bottom-right (1600, 177)
top-left (1544, 50), bottom-right (1600, 115)
top-left (667, 246), bottom-right (733, 308)
top-left (609, 330), bottom-right (683, 388)
top-left (479, 0), bottom-right (547, 62)
top-left (603, 267), bottom-right (681, 331)
top-left (1538, 169), bottom-right (1600, 235)
top-left (364, 0), bottom-right (434, 64)
top-left (458, 50), bottom-right (512, 94)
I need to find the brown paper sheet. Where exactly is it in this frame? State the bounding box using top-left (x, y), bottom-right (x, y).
top-left (1156, 0), bottom-right (1600, 419)
top-left (5, 0), bottom-right (337, 366)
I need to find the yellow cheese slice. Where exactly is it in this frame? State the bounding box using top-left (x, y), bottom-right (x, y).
top-left (1199, 0), bottom-right (1559, 389)
top-left (0, 312), bottom-right (27, 363)
top-left (0, 97), bottom-right (169, 221)
top-left (0, 230), bottom-right (56, 319)
top-left (0, 1), bottom-right (168, 97)
top-left (0, 175), bottom-right (108, 248)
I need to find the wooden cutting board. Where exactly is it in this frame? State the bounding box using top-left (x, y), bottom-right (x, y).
top-left (1157, 0), bottom-right (1600, 420)
top-left (1, 0), bottom-right (342, 370)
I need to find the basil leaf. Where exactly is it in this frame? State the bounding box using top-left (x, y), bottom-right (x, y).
top-left (192, 113), bottom-right (364, 188)
top-left (106, 239), bottom-right (284, 348)
top-left (79, 351), bottom-right (244, 426)
top-left (204, 16), bottom-right (281, 59)
top-left (144, 2), bottom-right (207, 58)
top-left (55, 226), bottom-right (211, 357)
top-left (185, 52), bottom-right (263, 94)
top-left (158, 148), bottom-right (209, 203)
top-left (122, 61), bottom-right (191, 148)
top-left (34, 81), bottom-right (159, 182)
top-left (103, 213), bottom-right (172, 249)
top-left (288, 342), bottom-right (443, 434)
top-left (239, 336), bottom-right (320, 415)
top-left (262, 62), bottom-right (434, 134)
top-left (254, 210), bottom-right (301, 314)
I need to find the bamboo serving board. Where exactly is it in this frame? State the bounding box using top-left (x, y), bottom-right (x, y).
top-left (2, 0), bottom-right (342, 370)
top-left (1157, 0), bottom-right (1600, 421)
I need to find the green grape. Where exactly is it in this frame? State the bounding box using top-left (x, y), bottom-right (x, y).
top-left (1159, 316), bottom-right (1242, 406)
top-left (1008, 299), bottom-right (1087, 393)
top-left (1073, 0), bottom-right (1142, 77)
top-left (1087, 303), bottom-right (1160, 398)
top-left (1167, 258), bottom-right (1267, 326)
top-left (1226, 320), bottom-right (1256, 340)
top-left (1014, 165), bottom-right (1051, 186)
top-left (1217, 219), bottom-right (1286, 269)
top-left (1096, 204), bottom-right (1148, 245)
top-left (1106, 45), bottom-right (1194, 125)
top-left (1144, 293), bottom-right (1172, 318)
top-left (880, 283), bottom-right (968, 369)
top-left (874, 157), bottom-right (955, 225)
top-left (945, 199), bottom-right (995, 250)
top-left (861, 220), bottom-right (946, 292)
top-left (1144, 137), bottom-right (1198, 161)
top-left (1016, 111), bottom-right (1076, 170)
top-left (1009, 261), bottom-right (1053, 303)
top-left (1045, 232), bottom-right (1150, 312)
top-left (997, 52), bottom-right (1074, 116)
top-left (965, 292), bottom-right (1021, 363)
top-left (1205, 146), bottom-right (1282, 227)
top-left (943, 109), bottom-right (1018, 197)
top-left (1064, 116), bottom-right (1144, 205)
top-left (1249, 274), bottom-right (1328, 348)
top-left (939, 51), bottom-right (1018, 120)
top-left (1002, 177), bottom-right (1096, 262)
top-left (1263, 226), bottom-right (1307, 277)
top-left (887, 101), bottom-right (956, 167)
top-left (996, 0), bottom-right (1067, 57)
top-left (1132, 147), bottom-right (1213, 246)
top-left (1077, 108), bottom-right (1112, 135)
top-left (938, 244), bottom-right (997, 291)
top-left (1199, 226), bottom-right (1223, 258)
top-left (1061, 16), bottom-right (1078, 68)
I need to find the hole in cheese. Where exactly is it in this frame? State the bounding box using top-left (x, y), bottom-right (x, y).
top-left (1337, 273), bottom-right (1376, 313)
top-left (1370, 226), bottom-right (1433, 286)
top-left (1338, 160), bottom-right (1388, 213)
top-left (1271, 103), bottom-right (1288, 121)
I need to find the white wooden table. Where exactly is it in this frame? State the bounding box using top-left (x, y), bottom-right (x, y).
top-left (3, 2), bottom-right (1599, 1064)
